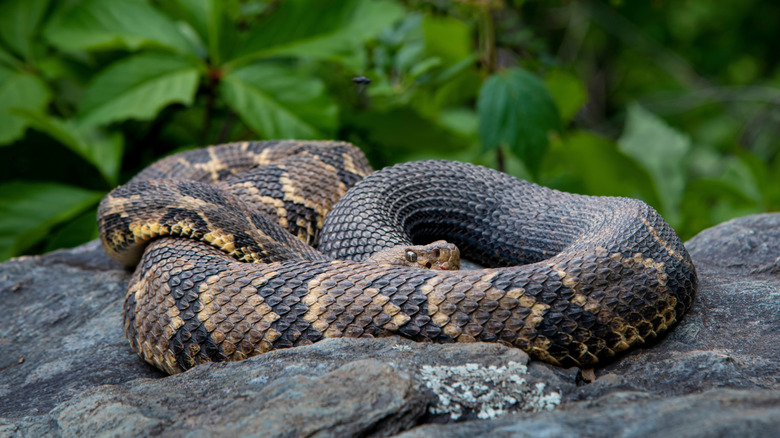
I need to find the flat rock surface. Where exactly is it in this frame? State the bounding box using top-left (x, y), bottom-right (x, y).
top-left (1, 213), bottom-right (779, 437)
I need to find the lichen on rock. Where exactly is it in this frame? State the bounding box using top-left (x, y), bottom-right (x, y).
top-left (419, 361), bottom-right (561, 420)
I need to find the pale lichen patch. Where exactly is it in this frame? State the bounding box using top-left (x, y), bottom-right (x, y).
top-left (419, 361), bottom-right (561, 420)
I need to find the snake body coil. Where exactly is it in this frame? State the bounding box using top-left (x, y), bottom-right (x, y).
top-left (99, 141), bottom-right (697, 374)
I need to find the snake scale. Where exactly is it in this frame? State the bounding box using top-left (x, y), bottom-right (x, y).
top-left (99, 140), bottom-right (697, 375)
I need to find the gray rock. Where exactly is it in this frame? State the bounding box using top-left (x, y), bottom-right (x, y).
top-left (1, 214), bottom-right (779, 437)
top-left (395, 389), bottom-right (780, 438)
top-left (0, 241), bottom-right (162, 419)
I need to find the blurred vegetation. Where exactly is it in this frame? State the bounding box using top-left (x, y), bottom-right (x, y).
top-left (1, 0), bottom-right (778, 261)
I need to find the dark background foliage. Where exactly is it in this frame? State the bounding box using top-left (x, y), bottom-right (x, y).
top-left (1, 0), bottom-right (778, 261)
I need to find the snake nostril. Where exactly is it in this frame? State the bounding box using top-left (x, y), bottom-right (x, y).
top-left (425, 262), bottom-right (432, 269)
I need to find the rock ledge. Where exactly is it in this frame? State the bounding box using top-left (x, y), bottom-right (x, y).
top-left (2, 214), bottom-right (779, 437)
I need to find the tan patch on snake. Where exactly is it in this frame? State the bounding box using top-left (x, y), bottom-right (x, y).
top-left (197, 270), bottom-right (283, 359)
top-left (609, 252), bottom-right (668, 287)
top-left (230, 182), bottom-right (289, 229)
top-left (302, 263), bottom-right (405, 338)
top-left (128, 221), bottom-right (170, 240)
top-left (342, 151), bottom-right (370, 178)
top-left (302, 269), bottom-right (339, 335)
top-left (206, 147), bottom-right (228, 182)
top-left (547, 262), bottom-right (602, 315)
top-left (641, 217), bottom-right (691, 268)
top-left (130, 264), bottom-right (183, 373)
top-left (279, 155), bottom-right (348, 222)
top-left (202, 229), bottom-right (238, 255)
top-left (252, 147), bottom-right (275, 166)
top-left (547, 258), bottom-right (670, 357)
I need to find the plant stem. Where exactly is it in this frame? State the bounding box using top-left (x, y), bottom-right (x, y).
top-left (496, 147), bottom-right (506, 173)
top-left (216, 112), bottom-right (235, 144)
top-left (202, 67), bottom-right (222, 143)
top-left (479, 5), bottom-right (504, 173)
top-left (480, 7), bottom-right (497, 78)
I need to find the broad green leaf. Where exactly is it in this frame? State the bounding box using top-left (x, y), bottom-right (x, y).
top-left (686, 146), bottom-right (724, 178)
top-left (400, 58), bottom-right (480, 117)
top-left (43, 207), bottom-right (100, 252)
top-left (79, 53), bottom-right (200, 127)
top-left (680, 179), bottom-right (760, 240)
top-left (426, 60), bottom-right (480, 112)
top-left (221, 64), bottom-right (337, 139)
top-left (423, 15), bottom-right (471, 65)
top-left (395, 42), bottom-right (425, 73)
top-left (719, 155), bottom-right (762, 204)
top-left (546, 131), bottom-right (658, 203)
top-left (618, 104), bottom-right (691, 225)
top-left (167, 0), bottom-right (211, 50)
top-left (544, 70), bottom-right (587, 124)
top-left (408, 57), bottom-right (442, 79)
top-left (738, 150), bottom-right (778, 208)
top-left (169, 0), bottom-right (236, 64)
top-left (347, 108), bottom-right (472, 165)
top-left (12, 109), bottom-right (124, 185)
top-left (0, 46), bottom-right (19, 69)
top-left (477, 68), bottom-right (561, 176)
top-left (44, 0), bottom-right (196, 54)
top-left (0, 67), bottom-right (51, 145)
top-left (438, 108), bottom-right (479, 137)
top-left (0, 0), bottom-right (49, 62)
top-left (227, 0), bottom-right (404, 67)
top-left (0, 181), bottom-right (104, 260)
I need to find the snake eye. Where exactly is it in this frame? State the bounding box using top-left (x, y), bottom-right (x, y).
top-left (405, 250), bottom-right (417, 263)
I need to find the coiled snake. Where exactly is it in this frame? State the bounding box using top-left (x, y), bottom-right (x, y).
top-left (99, 140), bottom-right (697, 375)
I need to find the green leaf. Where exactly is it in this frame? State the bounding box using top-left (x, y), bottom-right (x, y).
top-left (408, 57), bottom-right (442, 79)
top-left (227, 0), bottom-right (404, 67)
top-left (680, 179), bottom-right (761, 240)
top-left (43, 207), bottom-right (100, 252)
top-left (0, 46), bottom-right (19, 69)
top-left (719, 155), bottom-right (762, 204)
top-left (0, 0), bottom-right (49, 62)
top-left (0, 181), bottom-right (104, 261)
top-left (423, 15), bottom-right (472, 65)
top-left (44, 0), bottom-right (196, 54)
top-left (0, 66), bottom-right (51, 145)
top-left (738, 150), bottom-right (779, 208)
top-left (167, 0), bottom-right (211, 51)
top-left (546, 131), bottom-right (658, 203)
top-left (221, 63), bottom-right (338, 139)
top-left (477, 68), bottom-right (561, 176)
top-left (169, 0), bottom-right (235, 64)
top-left (618, 104), bottom-right (691, 225)
top-left (438, 108), bottom-right (479, 137)
top-left (79, 52), bottom-right (200, 127)
top-left (544, 70), bottom-right (587, 124)
top-left (347, 108), bottom-right (472, 164)
top-left (12, 109), bottom-right (124, 185)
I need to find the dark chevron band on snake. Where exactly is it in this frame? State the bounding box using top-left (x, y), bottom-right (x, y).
top-left (98, 140), bottom-right (698, 375)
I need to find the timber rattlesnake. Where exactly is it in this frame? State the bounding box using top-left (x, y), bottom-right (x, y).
top-left (99, 140), bottom-right (697, 375)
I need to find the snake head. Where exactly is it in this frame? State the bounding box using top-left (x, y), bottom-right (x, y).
top-left (365, 240), bottom-right (460, 270)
